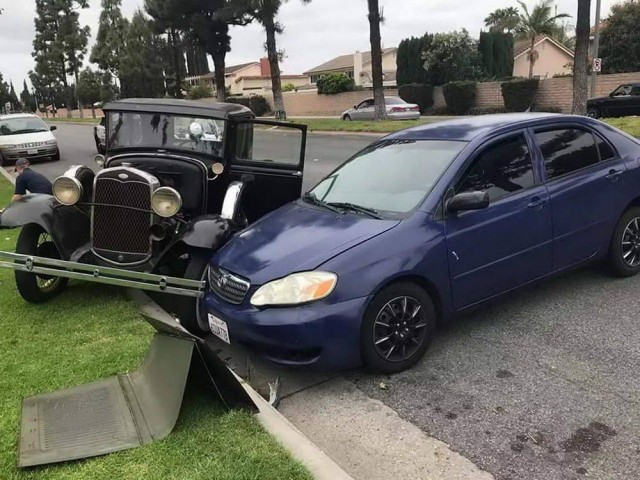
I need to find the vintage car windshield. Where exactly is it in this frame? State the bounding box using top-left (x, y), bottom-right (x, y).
top-left (0, 116), bottom-right (49, 135)
top-left (108, 112), bottom-right (226, 156)
top-left (310, 139), bottom-right (466, 216)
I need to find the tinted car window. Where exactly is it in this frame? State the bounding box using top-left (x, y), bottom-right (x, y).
top-left (457, 134), bottom-right (534, 202)
top-left (631, 86), bottom-right (640, 96)
top-left (535, 129), bottom-right (599, 180)
top-left (595, 134), bottom-right (616, 161)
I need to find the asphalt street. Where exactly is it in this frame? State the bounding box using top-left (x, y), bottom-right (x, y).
top-left (20, 122), bottom-right (640, 480)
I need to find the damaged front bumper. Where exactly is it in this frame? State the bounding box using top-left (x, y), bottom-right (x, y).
top-left (0, 251), bottom-right (205, 297)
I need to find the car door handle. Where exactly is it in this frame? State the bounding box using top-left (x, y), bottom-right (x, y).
top-left (527, 198), bottom-right (548, 210)
top-left (606, 169), bottom-right (624, 182)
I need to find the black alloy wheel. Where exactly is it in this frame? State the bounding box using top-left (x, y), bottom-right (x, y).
top-left (609, 207), bottom-right (640, 277)
top-left (361, 282), bottom-right (436, 373)
top-left (15, 224), bottom-right (68, 303)
top-left (343, 114), bottom-right (352, 121)
top-left (587, 108), bottom-right (599, 119)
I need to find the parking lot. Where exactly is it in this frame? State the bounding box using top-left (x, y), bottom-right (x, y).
top-left (19, 122), bottom-right (640, 480)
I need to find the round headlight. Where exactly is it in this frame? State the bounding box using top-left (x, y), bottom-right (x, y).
top-left (52, 176), bottom-right (82, 206)
top-left (151, 187), bottom-right (182, 218)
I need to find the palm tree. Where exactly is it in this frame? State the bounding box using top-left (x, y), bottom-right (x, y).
top-left (515, 0), bottom-right (570, 78)
top-left (572, 0), bottom-right (591, 115)
top-left (252, 0), bottom-right (311, 120)
top-left (484, 7), bottom-right (520, 33)
top-left (367, 0), bottom-right (386, 120)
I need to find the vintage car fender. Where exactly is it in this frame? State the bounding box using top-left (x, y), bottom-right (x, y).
top-left (180, 214), bottom-right (236, 250)
top-left (0, 194), bottom-right (90, 260)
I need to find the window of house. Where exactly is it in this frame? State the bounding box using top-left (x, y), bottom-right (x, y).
top-left (535, 129), bottom-right (600, 180)
top-left (457, 134), bottom-right (535, 202)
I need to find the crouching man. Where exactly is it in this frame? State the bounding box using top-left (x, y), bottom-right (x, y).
top-left (0, 158), bottom-right (52, 214)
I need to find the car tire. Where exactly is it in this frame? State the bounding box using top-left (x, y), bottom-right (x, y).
top-left (587, 108), bottom-right (599, 119)
top-left (169, 251), bottom-right (211, 334)
top-left (360, 282), bottom-right (436, 374)
top-left (0, 152), bottom-right (5, 167)
top-left (15, 224), bottom-right (68, 303)
top-left (609, 207), bottom-right (640, 277)
top-left (343, 115), bottom-right (352, 121)
top-left (52, 148), bottom-right (60, 162)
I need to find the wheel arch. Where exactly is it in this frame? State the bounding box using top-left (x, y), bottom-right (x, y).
top-left (369, 273), bottom-right (444, 323)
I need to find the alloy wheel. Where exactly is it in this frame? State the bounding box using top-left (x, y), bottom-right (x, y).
top-left (372, 296), bottom-right (428, 362)
top-left (621, 217), bottom-right (640, 267)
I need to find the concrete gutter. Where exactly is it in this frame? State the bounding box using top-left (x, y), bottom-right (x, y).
top-left (0, 165), bottom-right (16, 185)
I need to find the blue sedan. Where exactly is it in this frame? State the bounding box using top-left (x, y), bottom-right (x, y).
top-left (204, 113), bottom-right (640, 373)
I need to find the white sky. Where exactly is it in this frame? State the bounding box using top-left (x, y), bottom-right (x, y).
top-left (0, 0), bottom-right (616, 89)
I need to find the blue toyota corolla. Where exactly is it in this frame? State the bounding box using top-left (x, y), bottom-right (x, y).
top-left (204, 113), bottom-right (640, 373)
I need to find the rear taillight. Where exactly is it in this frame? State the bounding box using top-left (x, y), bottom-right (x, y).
top-left (410, 106), bottom-right (420, 112)
top-left (390, 107), bottom-right (404, 112)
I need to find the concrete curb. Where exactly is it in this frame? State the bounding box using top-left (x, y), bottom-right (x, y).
top-left (0, 165), bottom-right (16, 185)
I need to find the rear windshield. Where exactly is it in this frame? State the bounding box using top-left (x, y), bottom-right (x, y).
top-left (108, 112), bottom-right (226, 156)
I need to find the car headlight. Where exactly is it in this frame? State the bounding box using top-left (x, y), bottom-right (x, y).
top-left (45, 140), bottom-right (57, 145)
top-left (151, 187), bottom-right (182, 217)
top-left (0, 144), bottom-right (16, 149)
top-left (52, 176), bottom-right (82, 206)
top-left (250, 271), bottom-right (338, 307)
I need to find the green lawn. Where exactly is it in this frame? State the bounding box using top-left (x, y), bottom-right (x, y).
top-left (0, 178), bottom-right (310, 480)
top-left (604, 117), bottom-right (640, 138)
top-left (46, 117), bottom-right (100, 124)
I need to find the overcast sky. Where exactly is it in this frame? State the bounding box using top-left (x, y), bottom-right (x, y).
top-left (0, 0), bottom-right (617, 89)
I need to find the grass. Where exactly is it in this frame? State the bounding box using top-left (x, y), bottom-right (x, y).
top-left (0, 178), bottom-right (311, 480)
top-left (603, 117), bottom-right (640, 138)
top-left (45, 117), bottom-right (100, 124)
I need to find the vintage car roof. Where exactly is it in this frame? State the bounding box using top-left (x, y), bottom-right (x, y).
top-left (102, 98), bottom-right (253, 118)
top-left (386, 113), bottom-right (565, 142)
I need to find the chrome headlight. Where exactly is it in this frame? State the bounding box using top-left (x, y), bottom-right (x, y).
top-left (151, 187), bottom-right (182, 218)
top-left (45, 139), bottom-right (57, 145)
top-left (250, 271), bottom-right (338, 307)
top-left (52, 176), bottom-right (82, 206)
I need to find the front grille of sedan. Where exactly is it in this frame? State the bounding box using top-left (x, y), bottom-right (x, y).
top-left (92, 168), bottom-right (154, 264)
top-left (208, 267), bottom-right (250, 305)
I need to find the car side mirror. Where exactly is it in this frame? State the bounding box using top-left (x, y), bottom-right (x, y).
top-left (353, 105), bottom-right (358, 109)
top-left (447, 191), bottom-right (490, 214)
top-left (50, 125), bottom-right (57, 131)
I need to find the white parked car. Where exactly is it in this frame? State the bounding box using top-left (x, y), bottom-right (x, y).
top-left (341, 96), bottom-right (421, 121)
top-left (0, 114), bottom-right (60, 167)
top-left (94, 116), bottom-right (106, 154)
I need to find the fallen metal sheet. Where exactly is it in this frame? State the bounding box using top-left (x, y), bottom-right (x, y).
top-left (19, 333), bottom-right (193, 468)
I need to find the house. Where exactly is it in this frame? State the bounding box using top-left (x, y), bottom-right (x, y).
top-left (303, 48), bottom-right (398, 87)
top-left (513, 35), bottom-right (574, 78)
top-left (185, 59), bottom-right (310, 95)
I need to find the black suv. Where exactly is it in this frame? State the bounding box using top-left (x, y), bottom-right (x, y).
top-left (587, 83), bottom-right (640, 118)
top-left (0, 98), bottom-right (307, 332)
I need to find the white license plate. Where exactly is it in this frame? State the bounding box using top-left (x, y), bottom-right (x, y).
top-left (208, 313), bottom-right (230, 344)
top-left (27, 149), bottom-right (38, 155)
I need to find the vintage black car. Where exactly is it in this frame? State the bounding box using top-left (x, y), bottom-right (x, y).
top-left (587, 83), bottom-right (640, 118)
top-left (0, 98), bottom-right (306, 332)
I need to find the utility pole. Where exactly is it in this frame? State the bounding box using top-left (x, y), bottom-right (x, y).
top-left (590, 0), bottom-right (602, 97)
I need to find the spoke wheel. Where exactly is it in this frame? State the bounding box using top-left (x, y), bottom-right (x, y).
top-left (609, 207), bottom-right (640, 277)
top-left (34, 233), bottom-right (64, 293)
top-left (361, 282), bottom-right (436, 373)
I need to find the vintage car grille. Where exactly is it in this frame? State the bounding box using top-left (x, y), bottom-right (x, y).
top-left (92, 168), bottom-right (155, 264)
top-left (208, 267), bottom-right (250, 304)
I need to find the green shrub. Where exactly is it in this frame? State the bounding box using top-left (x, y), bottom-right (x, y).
top-left (398, 83), bottom-right (434, 113)
top-left (468, 106), bottom-right (508, 115)
top-left (442, 81), bottom-right (477, 115)
top-left (425, 106), bottom-right (452, 116)
top-left (282, 83), bottom-right (296, 92)
top-left (227, 95), bottom-right (271, 117)
top-left (501, 79), bottom-right (540, 112)
top-left (317, 73), bottom-right (355, 95)
top-left (187, 84), bottom-right (214, 100)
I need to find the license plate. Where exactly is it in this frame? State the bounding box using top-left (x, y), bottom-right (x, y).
top-left (27, 149), bottom-right (38, 155)
top-left (208, 313), bottom-right (230, 344)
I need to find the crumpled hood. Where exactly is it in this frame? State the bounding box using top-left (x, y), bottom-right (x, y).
top-left (0, 130), bottom-right (55, 146)
top-left (214, 201), bottom-right (400, 285)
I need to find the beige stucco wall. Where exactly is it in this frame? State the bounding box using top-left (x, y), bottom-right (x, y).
top-left (360, 51), bottom-right (397, 85)
top-left (513, 40), bottom-right (573, 79)
top-left (227, 64), bottom-right (262, 95)
top-left (235, 76), bottom-right (310, 94)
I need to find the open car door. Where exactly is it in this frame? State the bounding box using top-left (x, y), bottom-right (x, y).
top-left (231, 120), bottom-right (307, 222)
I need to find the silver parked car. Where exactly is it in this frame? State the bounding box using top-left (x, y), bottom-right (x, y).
top-left (0, 114), bottom-right (60, 167)
top-left (341, 96), bottom-right (420, 121)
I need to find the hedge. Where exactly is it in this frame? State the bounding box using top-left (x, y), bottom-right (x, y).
top-left (398, 83), bottom-right (434, 113)
top-left (317, 73), bottom-right (355, 95)
top-left (442, 81), bottom-right (477, 115)
top-left (227, 95), bottom-right (271, 117)
top-left (501, 79), bottom-right (540, 112)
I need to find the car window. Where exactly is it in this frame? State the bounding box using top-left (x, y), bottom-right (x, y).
top-left (457, 134), bottom-right (534, 202)
top-left (535, 129), bottom-right (600, 180)
top-left (595, 134), bottom-right (616, 161)
top-left (631, 86), bottom-right (640, 96)
top-left (0, 116), bottom-right (49, 135)
top-left (358, 100), bottom-right (372, 109)
top-left (235, 122), bottom-right (303, 167)
top-left (612, 85), bottom-right (631, 96)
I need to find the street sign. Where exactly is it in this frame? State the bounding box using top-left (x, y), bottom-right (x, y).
top-left (593, 58), bottom-right (602, 73)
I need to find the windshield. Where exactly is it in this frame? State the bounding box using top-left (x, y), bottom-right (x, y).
top-left (310, 140), bottom-right (465, 215)
top-left (0, 116), bottom-right (49, 135)
top-left (108, 112), bottom-right (226, 156)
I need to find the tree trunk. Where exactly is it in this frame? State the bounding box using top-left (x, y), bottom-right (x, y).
top-left (212, 52), bottom-right (227, 102)
top-left (528, 36), bottom-right (536, 79)
top-left (367, 0), bottom-right (386, 120)
top-left (265, 17), bottom-right (285, 119)
top-left (91, 105), bottom-right (96, 119)
top-left (75, 71), bottom-right (84, 119)
top-left (572, 0), bottom-right (591, 115)
top-left (170, 28), bottom-right (183, 98)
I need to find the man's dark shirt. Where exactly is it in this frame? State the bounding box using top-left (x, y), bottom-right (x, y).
top-left (15, 168), bottom-right (52, 196)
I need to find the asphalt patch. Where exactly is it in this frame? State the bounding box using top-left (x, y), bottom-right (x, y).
top-left (561, 422), bottom-right (617, 454)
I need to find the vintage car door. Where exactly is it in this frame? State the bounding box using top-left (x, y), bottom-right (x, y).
top-left (230, 119), bottom-right (306, 223)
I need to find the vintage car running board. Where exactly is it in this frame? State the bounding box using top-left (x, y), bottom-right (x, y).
top-left (18, 292), bottom-right (256, 469)
top-left (0, 251), bottom-right (205, 297)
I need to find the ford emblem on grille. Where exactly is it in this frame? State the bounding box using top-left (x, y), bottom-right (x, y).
top-left (118, 173), bottom-right (129, 180)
